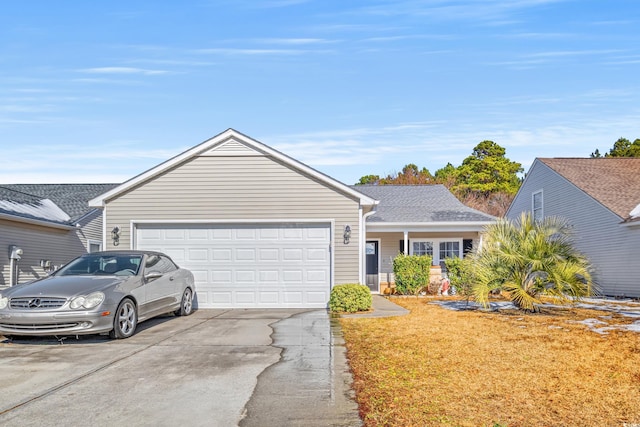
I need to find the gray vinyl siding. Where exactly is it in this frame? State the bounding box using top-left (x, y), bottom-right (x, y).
top-left (507, 160), bottom-right (640, 297)
top-left (76, 209), bottom-right (104, 251)
top-left (0, 219), bottom-right (87, 286)
top-left (103, 154), bottom-right (362, 284)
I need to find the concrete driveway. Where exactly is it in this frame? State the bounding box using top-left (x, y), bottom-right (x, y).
top-left (0, 309), bottom-right (361, 427)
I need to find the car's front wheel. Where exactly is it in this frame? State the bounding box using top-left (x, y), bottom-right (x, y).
top-left (110, 298), bottom-right (137, 339)
top-left (175, 287), bottom-right (194, 316)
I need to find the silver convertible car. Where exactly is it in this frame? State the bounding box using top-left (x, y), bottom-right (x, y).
top-left (0, 251), bottom-right (195, 339)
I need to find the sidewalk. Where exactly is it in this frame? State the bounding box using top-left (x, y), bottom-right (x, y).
top-left (340, 295), bottom-right (409, 318)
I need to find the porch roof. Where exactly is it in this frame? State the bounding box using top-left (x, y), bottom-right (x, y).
top-left (353, 184), bottom-right (496, 230)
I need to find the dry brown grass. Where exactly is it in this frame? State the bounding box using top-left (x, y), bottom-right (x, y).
top-left (340, 297), bottom-right (640, 427)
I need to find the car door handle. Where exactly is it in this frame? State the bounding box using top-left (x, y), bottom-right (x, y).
top-left (169, 276), bottom-right (174, 281)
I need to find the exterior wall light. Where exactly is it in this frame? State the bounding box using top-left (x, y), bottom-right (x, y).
top-left (343, 225), bottom-right (351, 244)
top-left (111, 226), bottom-right (121, 247)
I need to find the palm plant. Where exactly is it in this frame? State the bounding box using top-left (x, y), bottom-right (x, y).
top-left (471, 212), bottom-right (596, 312)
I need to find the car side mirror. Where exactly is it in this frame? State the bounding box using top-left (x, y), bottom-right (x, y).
top-left (144, 271), bottom-right (163, 282)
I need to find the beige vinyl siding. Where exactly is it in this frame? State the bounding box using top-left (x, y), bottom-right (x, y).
top-left (508, 160), bottom-right (640, 297)
top-left (0, 219), bottom-right (86, 286)
top-left (368, 231), bottom-right (480, 280)
top-left (103, 154), bottom-right (362, 284)
top-left (210, 139), bottom-right (253, 153)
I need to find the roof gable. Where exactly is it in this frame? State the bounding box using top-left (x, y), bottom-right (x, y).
top-left (539, 158), bottom-right (640, 220)
top-left (89, 129), bottom-right (377, 207)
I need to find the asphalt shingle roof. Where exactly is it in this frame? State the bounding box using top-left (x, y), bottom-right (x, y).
top-left (539, 158), bottom-right (640, 221)
top-left (352, 185), bottom-right (496, 223)
top-left (0, 184), bottom-right (119, 223)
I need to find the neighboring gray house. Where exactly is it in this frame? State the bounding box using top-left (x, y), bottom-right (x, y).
top-left (0, 184), bottom-right (117, 287)
top-left (88, 129), bottom-right (496, 308)
top-left (353, 185), bottom-right (495, 293)
top-left (507, 158), bottom-right (640, 298)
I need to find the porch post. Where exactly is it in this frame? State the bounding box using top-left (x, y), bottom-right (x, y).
top-left (403, 230), bottom-right (409, 255)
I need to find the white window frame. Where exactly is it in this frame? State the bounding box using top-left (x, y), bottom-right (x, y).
top-left (410, 240), bottom-right (433, 257)
top-left (532, 190), bottom-right (543, 221)
top-left (87, 239), bottom-right (102, 253)
top-left (409, 238), bottom-right (463, 265)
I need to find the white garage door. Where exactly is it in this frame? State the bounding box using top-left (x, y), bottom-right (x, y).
top-left (135, 223), bottom-right (331, 308)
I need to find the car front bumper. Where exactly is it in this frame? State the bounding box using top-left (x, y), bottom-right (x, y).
top-left (0, 304), bottom-right (118, 336)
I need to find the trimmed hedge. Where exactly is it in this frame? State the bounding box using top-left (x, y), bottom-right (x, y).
top-left (393, 254), bottom-right (432, 295)
top-left (444, 256), bottom-right (474, 297)
top-left (329, 284), bottom-right (372, 313)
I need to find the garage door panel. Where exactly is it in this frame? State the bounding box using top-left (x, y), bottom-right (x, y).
top-left (259, 292), bottom-right (279, 304)
top-left (188, 248), bottom-right (208, 261)
top-left (236, 292), bottom-right (255, 304)
top-left (236, 229), bottom-right (256, 239)
top-left (212, 249), bottom-right (232, 261)
top-left (283, 228), bottom-right (304, 239)
top-left (258, 248), bottom-right (279, 261)
top-left (307, 270), bottom-right (327, 282)
top-left (165, 229), bottom-right (186, 239)
top-left (212, 292), bottom-right (232, 304)
top-left (283, 248), bottom-right (303, 261)
top-left (259, 228), bottom-right (279, 240)
top-left (307, 248), bottom-right (328, 261)
top-left (307, 228), bottom-right (329, 240)
top-left (188, 229), bottom-right (208, 239)
top-left (136, 223), bottom-right (331, 308)
top-left (259, 271), bottom-right (279, 282)
top-left (163, 248), bottom-right (186, 262)
top-left (191, 270), bottom-right (208, 282)
top-left (236, 270), bottom-right (256, 282)
top-left (212, 270), bottom-right (232, 282)
top-left (283, 292), bottom-right (303, 303)
top-left (212, 229), bottom-right (232, 240)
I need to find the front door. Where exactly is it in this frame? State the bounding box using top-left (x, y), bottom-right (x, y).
top-left (365, 241), bottom-right (379, 293)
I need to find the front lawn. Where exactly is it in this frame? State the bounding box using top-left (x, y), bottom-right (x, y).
top-left (340, 297), bottom-right (640, 426)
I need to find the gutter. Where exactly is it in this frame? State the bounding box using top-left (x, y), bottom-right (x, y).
top-left (0, 213), bottom-right (76, 230)
top-left (366, 221), bottom-right (494, 233)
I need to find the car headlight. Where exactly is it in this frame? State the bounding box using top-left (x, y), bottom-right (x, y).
top-left (69, 292), bottom-right (105, 309)
top-left (0, 295), bottom-right (7, 310)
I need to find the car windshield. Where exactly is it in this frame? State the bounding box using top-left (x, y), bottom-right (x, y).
top-left (57, 254), bottom-right (143, 277)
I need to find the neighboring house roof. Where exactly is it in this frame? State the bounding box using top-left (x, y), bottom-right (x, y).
top-left (538, 158), bottom-right (640, 222)
top-left (0, 187), bottom-right (70, 226)
top-left (353, 185), bottom-right (496, 229)
top-left (89, 128), bottom-right (377, 208)
top-left (0, 184), bottom-right (119, 227)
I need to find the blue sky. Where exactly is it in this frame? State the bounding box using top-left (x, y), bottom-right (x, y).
top-left (2, 0), bottom-right (639, 185)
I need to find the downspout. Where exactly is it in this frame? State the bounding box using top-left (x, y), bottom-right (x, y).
top-left (9, 258), bottom-right (15, 287)
top-left (360, 206), bottom-right (377, 285)
top-left (102, 205), bottom-right (108, 250)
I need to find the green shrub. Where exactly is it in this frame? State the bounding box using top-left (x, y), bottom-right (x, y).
top-left (329, 284), bottom-right (372, 313)
top-left (393, 254), bottom-right (432, 295)
top-left (444, 256), bottom-right (474, 298)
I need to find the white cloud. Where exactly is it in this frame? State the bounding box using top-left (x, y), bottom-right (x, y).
top-left (78, 67), bottom-right (170, 75)
top-left (191, 48), bottom-right (313, 56)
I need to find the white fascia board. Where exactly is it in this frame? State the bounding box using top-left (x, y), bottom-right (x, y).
top-left (0, 212), bottom-right (75, 230)
top-left (620, 219), bottom-right (640, 228)
top-left (366, 221), bottom-right (494, 233)
top-left (89, 128), bottom-right (378, 208)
